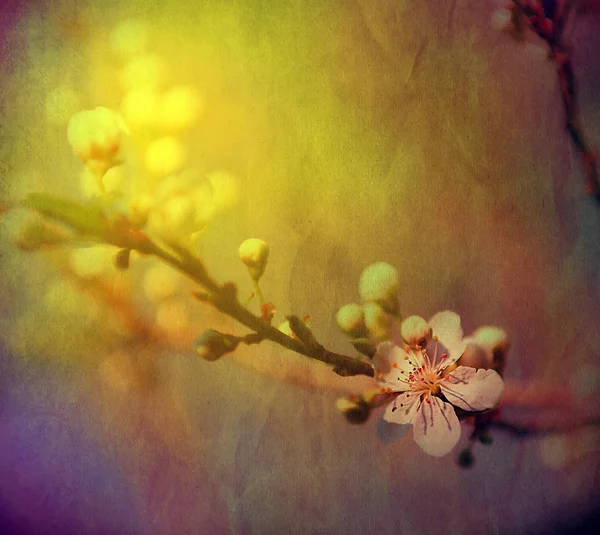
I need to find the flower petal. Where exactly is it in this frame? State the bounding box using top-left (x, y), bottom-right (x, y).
top-left (382, 393), bottom-right (419, 425)
top-left (377, 415), bottom-right (412, 444)
top-left (441, 366), bottom-right (505, 412)
top-left (429, 310), bottom-right (467, 367)
top-left (413, 397), bottom-right (461, 457)
top-left (373, 342), bottom-right (415, 390)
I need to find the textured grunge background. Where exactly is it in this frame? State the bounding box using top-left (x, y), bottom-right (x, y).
top-left (1, 1), bottom-right (599, 534)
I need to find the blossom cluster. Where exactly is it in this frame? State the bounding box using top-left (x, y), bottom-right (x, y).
top-left (336, 263), bottom-right (508, 457)
top-left (62, 20), bottom-right (238, 251)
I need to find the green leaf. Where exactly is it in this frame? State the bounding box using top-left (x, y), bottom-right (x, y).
top-left (21, 193), bottom-right (109, 238)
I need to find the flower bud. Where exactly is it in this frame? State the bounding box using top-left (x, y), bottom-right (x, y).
top-left (472, 326), bottom-right (509, 375)
top-left (362, 302), bottom-right (392, 341)
top-left (335, 303), bottom-right (367, 338)
top-left (145, 173), bottom-right (213, 244)
top-left (67, 107), bottom-right (129, 175)
top-left (400, 315), bottom-right (431, 348)
top-left (194, 330), bottom-right (240, 362)
top-left (358, 262), bottom-right (400, 315)
top-left (335, 396), bottom-right (370, 424)
top-left (238, 238), bottom-right (269, 281)
top-left (4, 210), bottom-right (71, 251)
top-left (459, 343), bottom-right (493, 370)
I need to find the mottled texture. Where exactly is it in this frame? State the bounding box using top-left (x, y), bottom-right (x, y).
top-left (1, 1), bottom-right (600, 534)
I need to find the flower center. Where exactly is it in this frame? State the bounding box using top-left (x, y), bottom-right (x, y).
top-left (409, 367), bottom-right (442, 399)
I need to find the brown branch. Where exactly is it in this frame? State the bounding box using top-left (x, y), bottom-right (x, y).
top-left (511, 0), bottom-right (600, 202)
top-left (112, 223), bottom-right (374, 377)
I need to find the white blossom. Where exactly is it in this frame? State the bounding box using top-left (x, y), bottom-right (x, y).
top-left (373, 311), bottom-right (504, 457)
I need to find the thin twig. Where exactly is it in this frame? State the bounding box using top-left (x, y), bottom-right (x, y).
top-left (510, 0), bottom-right (600, 201)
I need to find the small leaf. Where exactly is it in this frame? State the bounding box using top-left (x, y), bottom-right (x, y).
top-left (351, 338), bottom-right (376, 358)
top-left (287, 315), bottom-right (320, 350)
top-left (21, 193), bottom-right (108, 237)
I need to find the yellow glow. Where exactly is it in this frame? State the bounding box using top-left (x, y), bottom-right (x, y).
top-left (160, 85), bottom-right (204, 131)
top-left (109, 19), bottom-right (149, 58)
top-left (145, 136), bottom-right (186, 176)
top-left (69, 246), bottom-right (117, 278)
top-left (45, 85), bottom-right (81, 125)
top-left (142, 263), bottom-right (182, 302)
top-left (120, 54), bottom-right (165, 91)
top-left (121, 86), bottom-right (160, 130)
top-left (155, 300), bottom-right (189, 334)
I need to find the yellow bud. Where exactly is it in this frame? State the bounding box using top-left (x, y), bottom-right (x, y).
top-left (400, 315), bottom-right (431, 348)
top-left (67, 107), bottom-right (129, 176)
top-left (335, 303), bottom-right (367, 338)
top-left (472, 326), bottom-right (510, 374)
top-left (238, 238), bottom-right (270, 281)
top-left (359, 262), bottom-right (400, 315)
top-left (362, 302), bottom-right (392, 341)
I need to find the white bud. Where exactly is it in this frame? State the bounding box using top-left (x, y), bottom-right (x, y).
top-left (400, 315), bottom-right (431, 348)
top-left (461, 326), bottom-right (510, 373)
top-left (335, 303), bottom-right (367, 338)
top-left (359, 262), bottom-right (399, 314)
top-left (459, 343), bottom-right (494, 370)
top-left (362, 302), bottom-right (392, 341)
top-left (238, 238), bottom-right (269, 281)
top-left (67, 107), bottom-right (129, 175)
top-left (472, 326), bottom-right (509, 354)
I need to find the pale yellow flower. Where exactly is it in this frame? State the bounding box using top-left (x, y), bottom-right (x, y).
top-left (67, 107), bottom-right (129, 175)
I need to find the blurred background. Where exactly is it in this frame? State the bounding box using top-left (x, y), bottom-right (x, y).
top-left (1, 0), bottom-right (599, 533)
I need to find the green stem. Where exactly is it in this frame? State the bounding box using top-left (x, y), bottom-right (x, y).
top-left (122, 227), bottom-right (373, 377)
top-left (252, 278), bottom-right (265, 305)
